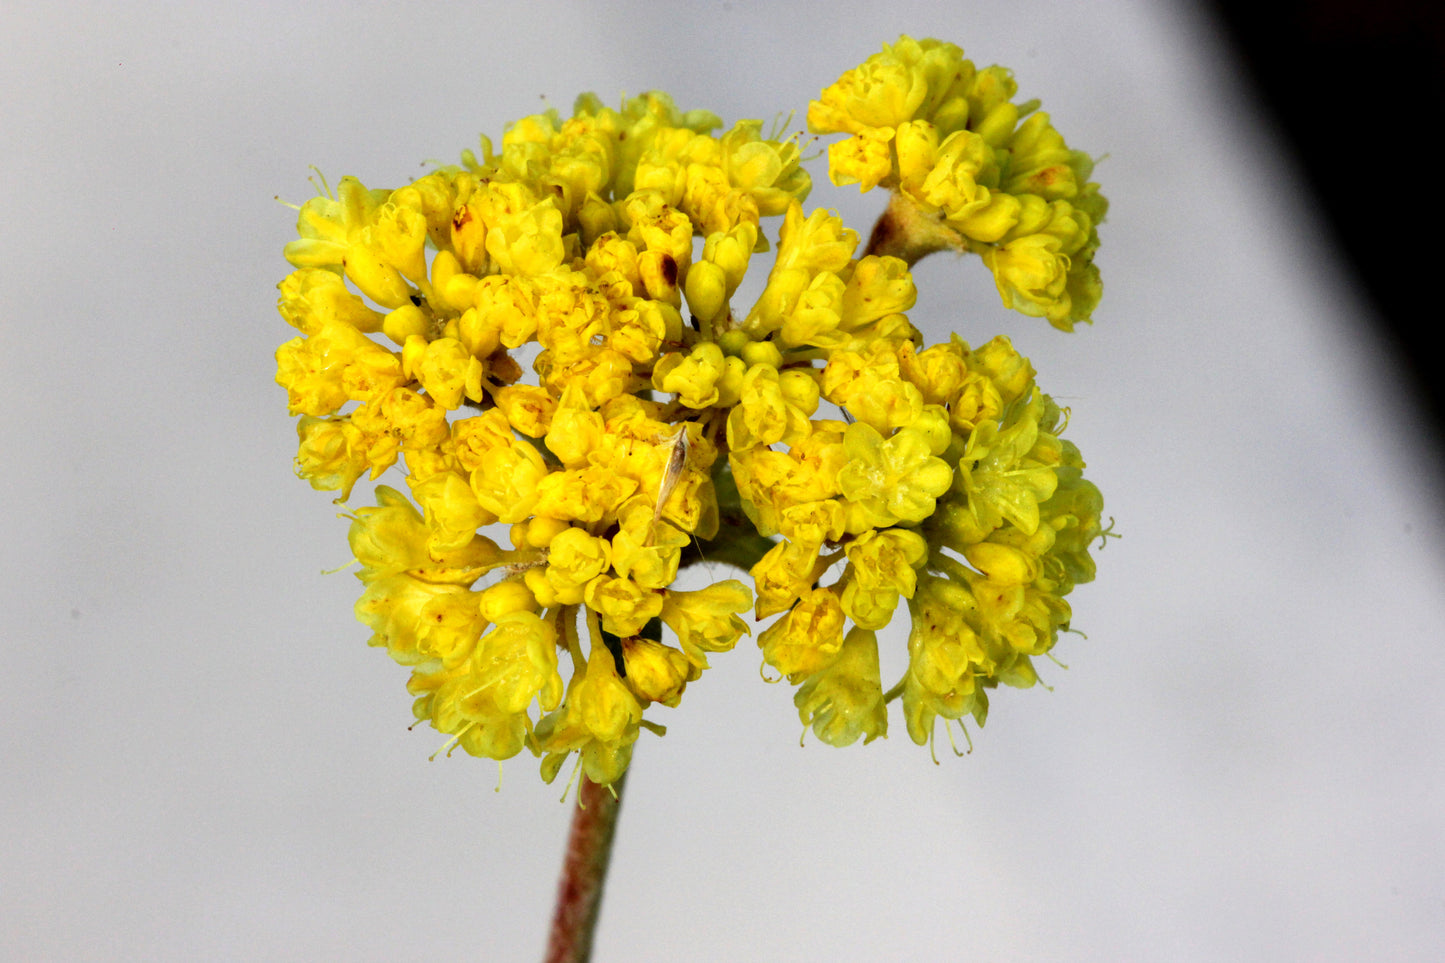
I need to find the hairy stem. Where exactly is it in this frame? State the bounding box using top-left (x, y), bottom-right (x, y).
top-left (544, 772), bottom-right (628, 963)
top-left (863, 191), bottom-right (968, 265)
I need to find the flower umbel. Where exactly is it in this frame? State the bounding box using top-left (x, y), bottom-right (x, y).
top-left (277, 38), bottom-right (1109, 788)
top-left (809, 36), bottom-right (1108, 331)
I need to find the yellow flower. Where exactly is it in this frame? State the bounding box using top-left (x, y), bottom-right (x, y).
top-left (809, 35), bottom-right (1107, 329)
top-left (278, 56), bottom-right (1109, 782)
top-left (953, 388), bottom-right (1059, 536)
top-left (346, 486), bottom-right (502, 585)
top-left (757, 588), bottom-right (846, 681)
top-left (402, 336), bottom-right (482, 411)
top-left (725, 364), bottom-right (812, 449)
top-left (491, 385), bottom-right (557, 438)
top-left (469, 611), bottom-right (565, 715)
top-left (356, 574), bottom-right (475, 666)
top-left (822, 346), bottom-right (924, 433)
top-left (718, 119), bottom-right (811, 218)
top-left (835, 422), bottom-right (953, 528)
top-left (275, 320), bottom-right (404, 416)
top-left (827, 126), bottom-right (894, 192)
top-left (744, 202), bottom-right (859, 339)
top-left (839, 528), bottom-right (929, 629)
top-left (416, 609), bottom-right (563, 762)
top-left (659, 581), bottom-right (753, 667)
top-left (469, 438), bottom-right (550, 524)
top-left (902, 576), bottom-right (987, 745)
top-left (544, 528), bottom-right (613, 605)
top-left (610, 497), bottom-right (690, 590)
top-left (277, 268), bottom-right (384, 335)
top-left (652, 343), bottom-right (728, 409)
top-left (584, 575), bottom-right (665, 638)
top-left (293, 415), bottom-right (368, 500)
top-left (531, 467), bottom-right (638, 525)
top-left (619, 636), bottom-right (700, 707)
top-left (537, 643), bottom-right (644, 788)
top-left (794, 627), bottom-right (887, 746)
top-left (408, 470), bottom-right (495, 556)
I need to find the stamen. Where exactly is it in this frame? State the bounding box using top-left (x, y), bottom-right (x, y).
top-left (307, 165), bottom-right (334, 199)
top-left (767, 109), bottom-right (796, 141)
top-left (429, 721), bottom-right (477, 761)
top-left (949, 719), bottom-right (974, 757)
top-left (559, 753), bottom-right (583, 806)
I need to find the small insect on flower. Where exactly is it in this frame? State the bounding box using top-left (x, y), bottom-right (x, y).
top-left (504, 557), bottom-right (548, 577)
top-left (649, 425), bottom-right (691, 542)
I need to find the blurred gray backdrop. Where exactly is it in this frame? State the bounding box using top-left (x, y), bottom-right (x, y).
top-left (3, 1), bottom-right (1443, 960)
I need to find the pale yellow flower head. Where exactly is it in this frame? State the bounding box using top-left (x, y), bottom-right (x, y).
top-left (276, 44), bottom-right (1110, 786)
top-left (809, 35), bottom-right (1108, 331)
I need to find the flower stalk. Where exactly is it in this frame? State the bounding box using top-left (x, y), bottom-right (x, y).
top-left (544, 772), bottom-right (628, 963)
top-left (862, 192), bottom-right (967, 265)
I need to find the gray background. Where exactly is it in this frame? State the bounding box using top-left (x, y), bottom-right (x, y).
top-left (4, 1), bottom-right (1443, 960)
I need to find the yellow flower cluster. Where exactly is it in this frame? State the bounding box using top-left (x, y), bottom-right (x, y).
top-left (808, 36), bottom-right (1107, 331)
top-left (275, 40), bottom-right (1108, 787)
top-left (729, 245), bottom-right (1104, 747)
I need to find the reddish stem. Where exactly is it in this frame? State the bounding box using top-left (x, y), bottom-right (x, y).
top-left (544, 773), bottom-right (627, 963)
top-left (863, 191), bottom-right (967, 265)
